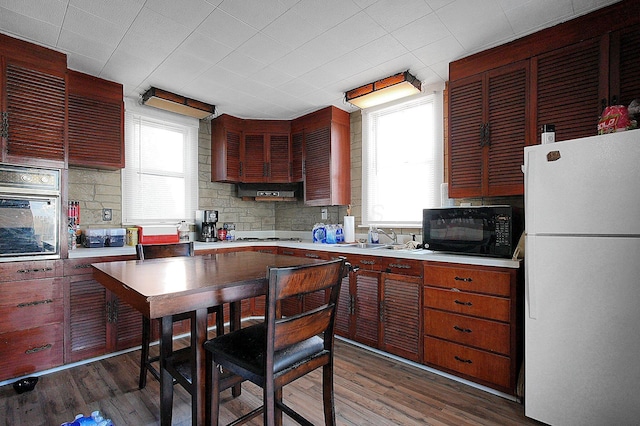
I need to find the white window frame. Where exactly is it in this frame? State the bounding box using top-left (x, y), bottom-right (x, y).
top-left (122, 98), bottom-right (199, 225)
top-left (362, 86), bottom-right (444, 228)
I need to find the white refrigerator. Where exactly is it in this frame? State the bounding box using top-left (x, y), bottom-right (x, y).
top-left (523, 130), bottom-right (640, 425)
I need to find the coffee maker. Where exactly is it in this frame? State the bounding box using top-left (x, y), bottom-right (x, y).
top-left (196, 210), bottom-right (218, 242)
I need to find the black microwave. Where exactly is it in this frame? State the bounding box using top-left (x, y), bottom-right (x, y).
top-left (422, 206), bottom-right (522, 258)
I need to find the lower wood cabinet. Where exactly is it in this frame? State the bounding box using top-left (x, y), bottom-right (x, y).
top-left (0, 260), bottom-right (64, 381)
top-left (333, 254), bottom-right (422, 362)
top-left (422, 262), bottom-right (520, 395)
top-left (64, 256), bottom-right (140, 363)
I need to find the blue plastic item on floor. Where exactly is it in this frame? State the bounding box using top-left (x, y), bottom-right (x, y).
top-left (60, 411), bottom-right (113, 426)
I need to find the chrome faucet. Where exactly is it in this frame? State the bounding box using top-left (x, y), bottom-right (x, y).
top-left (377, 228), bottom-right (397, 244)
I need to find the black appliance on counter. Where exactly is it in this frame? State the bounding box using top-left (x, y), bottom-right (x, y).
top-left (422, 206), bottom-right (522, 258)
top-left (196, 210), bottom-right (218, 242)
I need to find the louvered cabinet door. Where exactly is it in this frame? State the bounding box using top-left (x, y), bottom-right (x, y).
top-left (334, 273), bottom-right (352, 338)
top-left (268, 133), bottom-right (291, 182)
top-left (611, 23), bottom-right (640, 108)
top-left (303, 126), bottom-right (332, 204)
top-left (68, 70), bottom-right (124, 170)
top-left (67, 274), bottom-right (108, 362)
top-left (291, 132), bottom-right (304, 182)
top-left (242, 133), bottom-right (266, 182)
top-left (3, 61), bottom-right (66, 165)
top-left (535, 37), bottom-right (602, 143)
top-left (448, 74), bottom-right (484, 198)
top-left (486, 61), bottom-right (529, 196)
top-left (211, 115), bottom-right (242, 183)
top-left (380, 273), bottom-right (421, 362)
top-left (112, 297), bottom-right (142, 351)
top-left (353, 270), bottom-right (380, 349)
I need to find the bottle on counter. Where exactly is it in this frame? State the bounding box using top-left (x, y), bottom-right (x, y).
top-left (178, 220), bottom-right (190, 242)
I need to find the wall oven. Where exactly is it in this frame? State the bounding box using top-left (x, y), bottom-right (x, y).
top-left (0, 164), bottom-right (61, 262)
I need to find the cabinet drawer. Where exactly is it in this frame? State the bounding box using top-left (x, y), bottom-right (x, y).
top-left (348, 254), bottom-right (385, 271)
top-left (0, 260), bottom-right (62, 282)
top-left (424, 264), bottom-right (512, 296)
top-left (424, 309), bottom-right (510, 355)
top-left (424, 287), bottom-right (510, 322)
top-left (382, 257), bottom-right (423, 277)
top-left (423, 336), bottom-right (511, 390)
top-left (0, 277), bottom-right (63, 333)
top-left (64, 255), bottom-right (135, 276)
top-left (0, 323), bottom-right (64, 381)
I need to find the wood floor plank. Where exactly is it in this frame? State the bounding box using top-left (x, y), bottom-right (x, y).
top-left (0, 339), bottom-right (543, 425)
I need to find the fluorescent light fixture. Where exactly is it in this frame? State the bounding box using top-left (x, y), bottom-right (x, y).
top-left (345, 71), bottom-right (422, 109)
top-left (141, 87), bottom-right (215, 119)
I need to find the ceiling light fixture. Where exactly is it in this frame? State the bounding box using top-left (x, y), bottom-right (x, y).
top-left (345, 71), bottom-right (422, 109)
top-left (141, 87), bottom-right (215, 119)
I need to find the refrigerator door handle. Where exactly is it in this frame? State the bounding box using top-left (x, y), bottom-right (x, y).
top-left (526, 236), bottom-right (538, 319)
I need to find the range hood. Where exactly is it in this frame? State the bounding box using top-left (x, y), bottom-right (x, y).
top-left (236, 183), bottom-right (301, 201)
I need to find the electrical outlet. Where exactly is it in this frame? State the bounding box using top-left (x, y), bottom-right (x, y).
top-left (321, 208), bottom-right (328, 220)
top-left (102, 208), bottom-right (112, 221)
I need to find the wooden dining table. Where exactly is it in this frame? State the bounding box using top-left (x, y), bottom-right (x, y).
top-left (91, 250), bottom-right (324, 426)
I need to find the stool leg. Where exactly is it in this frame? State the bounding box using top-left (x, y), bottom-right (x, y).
top-left (139, 316), bottom-right (151, 389)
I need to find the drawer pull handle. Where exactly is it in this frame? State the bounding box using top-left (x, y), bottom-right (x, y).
top-left (454, 299), bottom-right (473, 306)
top-left (453, 325), bottom-right (472, 333)
top-left (359, 259), bottom-right (375, 265)
top-left (389, 263), bottom-right (410, 269)
top-left (454, 276), bottom-right (472, 282)
top-left (17, 299), bottom-right (53, 308)
top-left (25, 344), bottom-right (52, 355)
top-left (17, 267), bottom-right (53, 274)
top-left (305, 253), bottom-right (320, 258)
top-left (282, 250), bottom-right (294, 255)
top-left (454, 356), bottom-right (473, 364)
top-left (74, 263), bottom-right (93, 269)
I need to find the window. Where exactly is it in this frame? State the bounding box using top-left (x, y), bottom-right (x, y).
top-left (362, 90), bottom-right (443, 227)
top-left (122, 99), bottom-right (198, 225)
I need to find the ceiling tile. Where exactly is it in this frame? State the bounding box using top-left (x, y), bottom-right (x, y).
top-left (236, 33), bottom-right (291, 64)
top-left (436, 0), bottom-right (513, 51)
top-left (196, 7), bottom-right (257, 49)
top-left (58, 29), bottom-right (115, 62)
top-left (412, 35), bottom-right (466, 66)
top-left (218, 0), bottom-right (288, 30)
top-left (217, 51), bottom-right (267, 78)
top-left (143, 0), bottom-right (215, 29)
top-left (365, 0), bottom-right (433, 32)
top-left (1, 0), bottom-right (67, 26)
top-left (0, 7), bottom-right (61, 45)
top-left (261, 9), bottom-right (323, 49)
top-left (291, 0), bottom-right (361, 31)
top-left (62, 5), bottom-right (126, 47)
top-left (392, 12), bottom-right (450, 52)
top-left (69, 0), bottom-right (144, 27)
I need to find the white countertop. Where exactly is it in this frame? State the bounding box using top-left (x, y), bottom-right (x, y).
top-left (68, 240), bottom-right (521, 269)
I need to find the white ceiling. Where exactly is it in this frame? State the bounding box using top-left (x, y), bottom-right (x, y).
top-left (0, 0), bottom-right (621, 120)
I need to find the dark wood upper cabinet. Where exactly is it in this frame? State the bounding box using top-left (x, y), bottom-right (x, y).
top-left (242, 119), bottom-right (291, 183)
top-left (448, 61), bottom-right (529, 198)
top-left (67, 70), bottom-right (124, 170)
top-left (448, 0), bottom-right (640, 198)
top-left (0, 34), bottom-right (67, 168)
top-left (292, 106), bottom-right (350, 206)
top-left (212, 106), bottom-right (350, 206)
top-left (211, 114), bottom-right (243, 183)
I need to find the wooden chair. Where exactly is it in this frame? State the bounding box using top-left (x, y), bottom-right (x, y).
top-left (135, 242), bottom-right (225, 389)
top-left (204, 257), bottom-right (346, 426)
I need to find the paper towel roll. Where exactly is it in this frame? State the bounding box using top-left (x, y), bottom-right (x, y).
top-left (344, 216), bottom-right (355, 243)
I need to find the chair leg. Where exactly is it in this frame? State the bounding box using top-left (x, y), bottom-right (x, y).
top-left (322, 363), bottom-right (336, 426)
top-left (139, 316), bottom-right (151, 389)
top-left (206, 353), bottom-right (221, 426)
top-left (215, 304), bottom-right (225, 337)
top-left (264, 382), bottom-right (277, 426)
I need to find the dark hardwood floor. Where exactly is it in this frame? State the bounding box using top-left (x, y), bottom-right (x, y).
top-left (0, 339), bottom-right (543, 425)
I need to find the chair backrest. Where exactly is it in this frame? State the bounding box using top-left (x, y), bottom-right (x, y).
top-left (266, 258), bottom-right (346, 354)
top-left (136, 241), bottom-right (194, 260)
